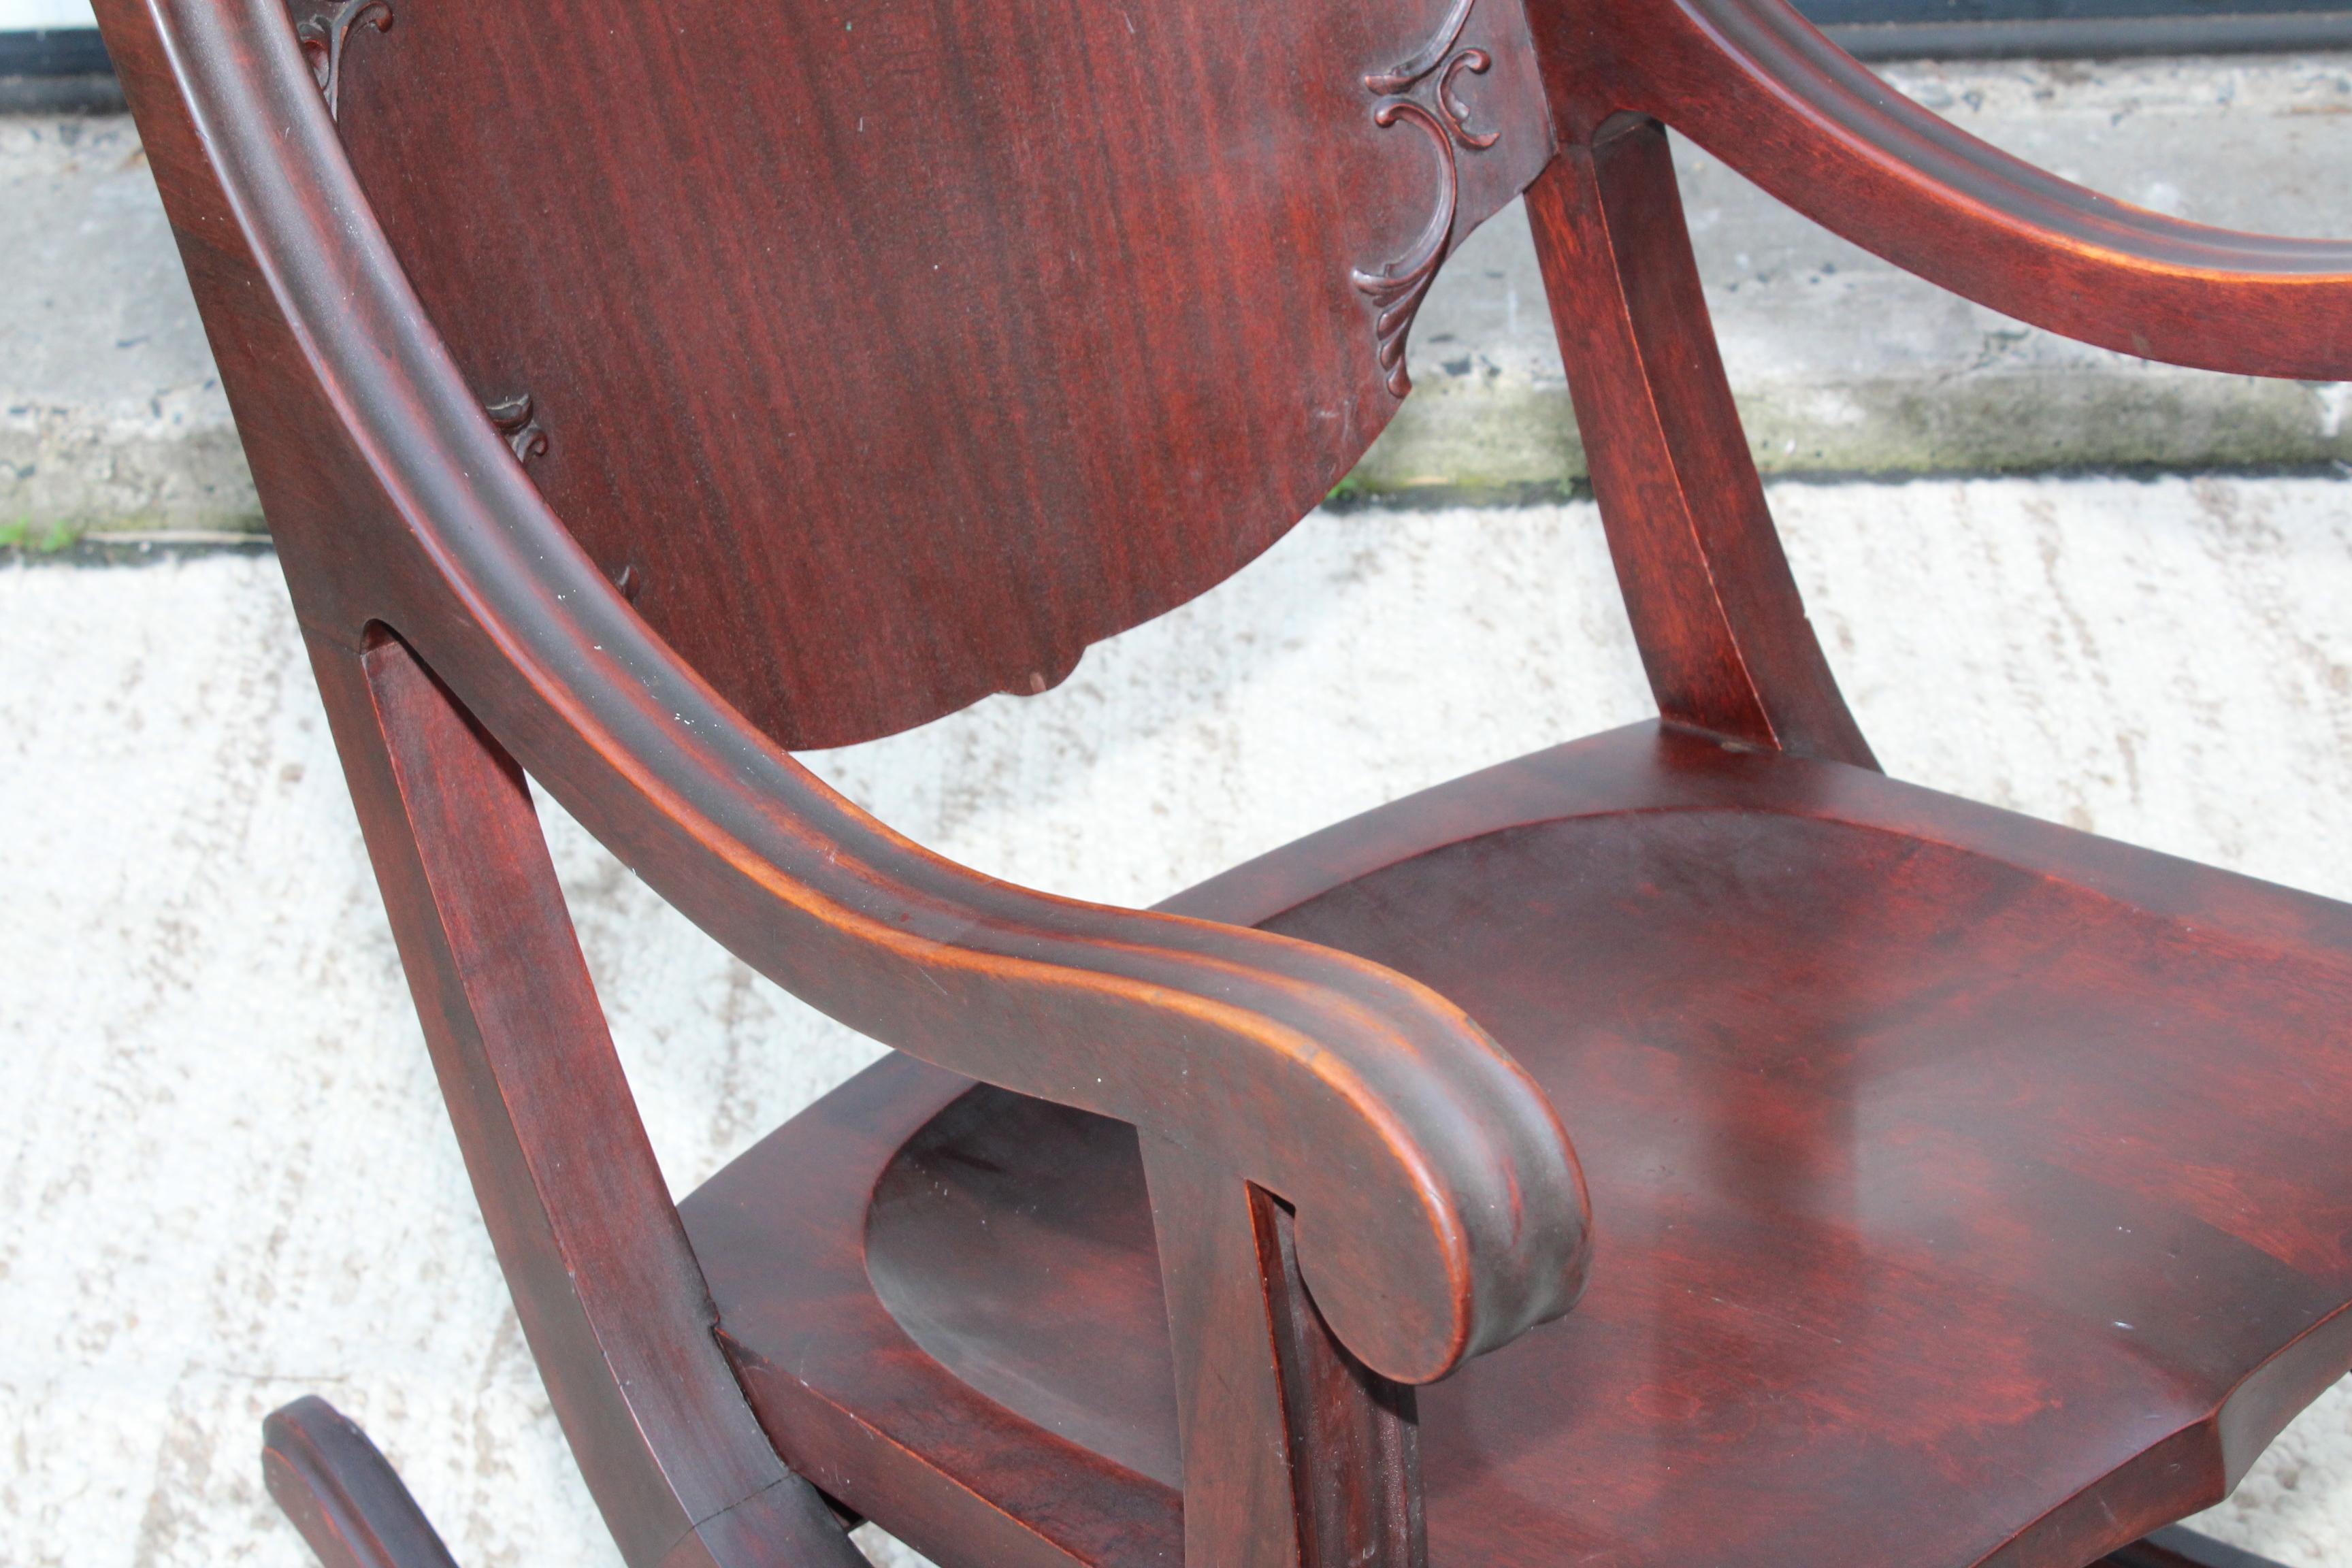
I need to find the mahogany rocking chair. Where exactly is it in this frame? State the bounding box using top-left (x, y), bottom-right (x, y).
top-left (89, 0), bottom-right (2352, 1557)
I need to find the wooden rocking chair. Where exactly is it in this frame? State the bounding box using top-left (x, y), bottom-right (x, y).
top-left (89, 0), bottom-right (2352, 1559)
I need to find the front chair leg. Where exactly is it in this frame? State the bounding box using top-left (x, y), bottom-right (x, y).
top-left (1140, 1136), bottom-right (1425, 1568)
top-left (263, 1396), bottom-right (461, 1568)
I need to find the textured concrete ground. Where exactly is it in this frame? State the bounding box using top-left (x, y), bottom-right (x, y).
top-left (7, 49), bottom-right (2352, 532)
top-left (12, 474), bottom-right (2352, 1567)
top-left (1362, 50), bottom-right (2352, 495)
top-left (0, 113), bottom-right (247, 538)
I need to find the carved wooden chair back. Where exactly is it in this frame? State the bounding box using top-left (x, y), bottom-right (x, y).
top-left (306, 0), bottom-right (1551, 748)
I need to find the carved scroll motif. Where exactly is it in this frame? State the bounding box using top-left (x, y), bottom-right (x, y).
top-left (485, 394), bottom-right (549, 464)
top-left (295, 0), bottom-right (391, 120)
top-left (1352, 0), bottom-right (1498, 397)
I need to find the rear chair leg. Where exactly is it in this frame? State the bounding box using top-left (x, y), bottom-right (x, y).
top-left (294, 630), bottom-right (867, 1568)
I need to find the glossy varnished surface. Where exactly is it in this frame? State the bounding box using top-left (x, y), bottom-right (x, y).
top-left (101, 3), bottom-right (1590, 1554)
top-left (692, 725), bottom-right (2352, 1568)
top-left (320, 0), bottom-right (1552, 749)
top-left (687, 1056), bottom-right (1180, 1568)
top-left (94, 0), bottom-right (2352, 1547)
top-left (869, 1088), bottom-right (1177, 1490)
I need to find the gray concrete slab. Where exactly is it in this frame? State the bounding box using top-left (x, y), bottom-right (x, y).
top-left (1, 114), bottom-right (249, 539)
top-left (1359, 50), bottom-right (2352, 495)
top-left (10, 52), bottom-right (2352, 531)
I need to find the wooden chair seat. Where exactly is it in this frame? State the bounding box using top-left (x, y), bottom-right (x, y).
top-left (686, 723), bottom-right (2352, 1568)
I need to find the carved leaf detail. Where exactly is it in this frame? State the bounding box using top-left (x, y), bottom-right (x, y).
top-left (485, 393), bottom-right (550, 465)
top-left (1352, 0), bottom-right (1499, 396)
top-left (293, 0), bottom-right (391, 121)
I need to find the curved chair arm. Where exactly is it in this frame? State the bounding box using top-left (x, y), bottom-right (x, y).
top-left (1534, 0), bottom-right (2352, 380)
top-left (129, 0), bottom-right (1590, 1394)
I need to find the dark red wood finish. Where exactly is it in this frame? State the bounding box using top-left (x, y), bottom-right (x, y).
top-left (96, 0), bottom-right (1587, 1560)
top-left (308, 0), bottom-right (1553, 749)
top-left (1525, 121), bottom-right (1876, 766)
top-left (691, 723), bottom-right (2352, 1568)
top-left (312, 628), bottom-right (865, 1568)
top-left (86, 0), bottom-right (2352, 1558)
top-left (1536, 0), bottom-right (2352, 379)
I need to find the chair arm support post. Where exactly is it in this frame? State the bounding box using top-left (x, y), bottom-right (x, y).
top-left (304, 627), bottom-right (867, 1568)
top-left (1141, 1137), bottom-right (1308, 1568)
top-left (1141, 1136), bottom-right (1428, 1568)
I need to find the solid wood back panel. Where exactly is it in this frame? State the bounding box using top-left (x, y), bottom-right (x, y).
top-left (304, 0), bottom-right (1552, 748)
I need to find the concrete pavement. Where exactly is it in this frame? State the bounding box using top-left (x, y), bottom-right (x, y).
top-left (8, 52), bottom-right (2352, 536)
top-left (1362, 51), bottom-right (2352, 493)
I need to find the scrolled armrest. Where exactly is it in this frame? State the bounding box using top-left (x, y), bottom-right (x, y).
top-left (531, 650), bottom-right (1597, 1386)
top-left (455, 529), bottom-right (1592, 1386)
top-left (1546, 0), bottom-right (2352, 379)
top-left (172, 0), bottom-right (1590, 1387)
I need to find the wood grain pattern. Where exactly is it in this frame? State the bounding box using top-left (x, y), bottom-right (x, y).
top-left (312, 0), bottom-right (1553, 749)
top-left (1134, 1136), bottom-right (1422, 1568)
top-left (98, 0), bottom-right (1591, 1403)
top-left (693, 1061), bottom-right (1179, 1568)
top-left (697, 723), bottom-right (2352, 1568)
top-left (1525, 119), bottom-right (1875, 766)
top-left (1254, 1194), bottom-right (1424, 1568)
top-left (308, 628), bottom-right (864, 1568)
top-left (1138, 1138), bottom-right (1312, 1568)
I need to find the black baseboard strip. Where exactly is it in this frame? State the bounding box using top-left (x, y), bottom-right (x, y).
top-left (1, 27), bottom-right (122, 113)
top-left (0, 27), bottom-right (108, 74)
top-left (0, 72), bottom-right (125, 112)
top-left (1828, 8), bottom-right (2352, 56)
top-left (2, 10), bottom-right (2350, 106)
top-left (2104, 1523), bottom-right (2302, 1568)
